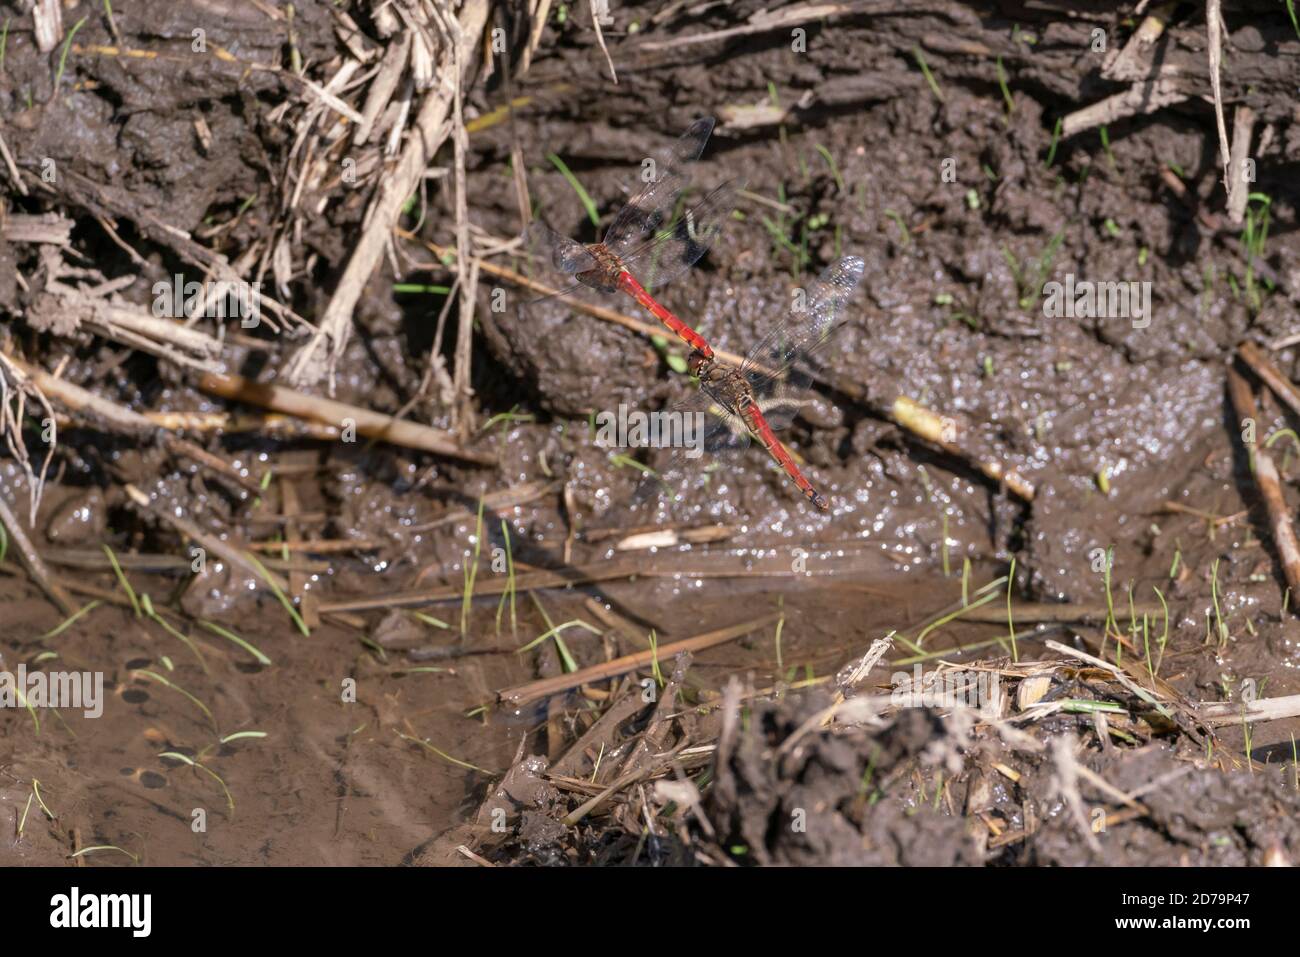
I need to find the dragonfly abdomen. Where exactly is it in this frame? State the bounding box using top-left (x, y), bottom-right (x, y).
top-left (617, 271), bottom-right (715, 359)
top-left (741, 404), bottom-right (830, 510)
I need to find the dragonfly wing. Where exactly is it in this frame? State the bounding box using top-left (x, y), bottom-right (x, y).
top-left (603, 117), bottom-right (716, 257)
top-left (737, 256), bottom-right (865, 430)
top-left (744, 256), bottom-right (866, 376)
top-left (620, 178), bottom-right (743, 291)
top-left (666, 116), bottom-right (716, 166)
top-left (527, 221), bottom-right (597, 275)
top-left (518, 279), bottom-right (587, 316)
top-left (632, 387), bottom-right (750, 507)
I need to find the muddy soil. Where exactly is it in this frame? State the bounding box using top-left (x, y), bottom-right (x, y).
top-left (705, 695), bottom-right (1300, 867)
top-left (1, 1), bottom-right (1299, 866)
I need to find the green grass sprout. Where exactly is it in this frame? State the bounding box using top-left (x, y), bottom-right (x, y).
top-left (39, 600), bottom-right (102, 641)
top-left (1044, 116), bottom-right (1063, 167)
top-left (33, 779), bottom-right (55, 820)
top-left (198, 619), bottom-right (272, 666)
top-left (911, 46), bottom-right (944, 101)
top-left (774, 597), bottom-right (786, 674)
top-left (1006, 558), bottom-right (1018, 662)
top-left (244, 551), bottom-right (309, 636)
top-left (159, 751), bottom-right (234, 813)
top-left (995, 55), bottom-right (1014, 117)
top-left (141, 594), bottom-right (207, 671)
top-left (411, 611), bottom-right (451, 630)
top-left (648, 628), bottom-right (664, 687)
top-left (71, 845), bottom-right (139, 863)
top-left (395, 729), bottom-right (494, 773)
top-left (103, 544), bottom-right (140, 617)
top-left (546, 152), bottom-right (600, 227)
top-left (0, 17), bottom-right (11, 73)
top-left (461, 495), bottom-right (486, 635)
top-left (134, 670), bottom-right (216, 731)
top-left (814, 144), bottom-right (846, 192)
top-left (219, 731), bottom-right (267, 744)
top-left (54, 16), bottom-right (88, 91)
top-left (1153, 585), bottom-right (1170, 675)
top-left (496, 518), bottom-right (517, 634)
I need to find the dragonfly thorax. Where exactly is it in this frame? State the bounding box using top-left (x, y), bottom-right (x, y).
top-left (577, 243), bottom-right (625, 294)
top-left (695, 357), bottom-right (752, 412)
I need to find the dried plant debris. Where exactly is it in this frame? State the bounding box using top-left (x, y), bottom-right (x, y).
top-left (2, 0), bottom-right (1300, 868)
top-left (446, 661), bottom-right (1300, 867)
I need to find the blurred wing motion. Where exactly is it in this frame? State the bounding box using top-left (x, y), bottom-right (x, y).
top-left (603, 117), bottom-right (716, 258)
top-left (620, 179), bottom-right (743, 291)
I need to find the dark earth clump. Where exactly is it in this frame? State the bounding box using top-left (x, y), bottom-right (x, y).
top-left (1, 1), bottom-right (1299, 865)
top-left (704, 694), bottom-right (1300, 868)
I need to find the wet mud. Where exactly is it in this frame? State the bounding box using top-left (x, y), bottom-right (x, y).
top-left (1, 1), bottom-right (1299, 866)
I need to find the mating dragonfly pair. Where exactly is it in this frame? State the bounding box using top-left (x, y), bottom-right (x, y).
top-left (527, 118), bottom-right (863, 511)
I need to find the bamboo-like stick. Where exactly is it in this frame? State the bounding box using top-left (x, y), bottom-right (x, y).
top-left (890, 396), bottom-right (1035, 500)
top-left (123, 483), bottom-right (290, 594)
top-left (1200, 694), bottom-right (1300, 726)
top-left (1226, 366), bottom-right (1300, 600)
top-left (1238, 341), bottom-right (1300, 420)
top-left (196, 371), bottom-right (495, 466)
top-left (0, 494), bottom-right (75, 615)
top-left (497, 614), bottom-right (778, 705)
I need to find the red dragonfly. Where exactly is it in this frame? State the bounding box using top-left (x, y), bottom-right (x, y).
top-left (526, 117), bottom-right (739, 359)
top-left (638, 257), bottom-right (865, 511)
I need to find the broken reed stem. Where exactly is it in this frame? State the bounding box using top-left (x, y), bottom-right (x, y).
top-left (41, 545), bottom-right (325, 575)
top-left (10, 354), bottom-right (269, 497)
top-left (122, 483), bottom-right (290, 595)
top-left (498, 614), bottom-right (778, 706)
top-left (1207, 0), bottom-right (1231, 191)
top-left (1044, 639), bottom-right (1173, 718)
top-left (0, 555), bottom-right (365, 632)
top-left (4, 353), bottom-right (153, 435)
top-left (0, 493), bottom-right (74, 615)
top-left (164, 435), bottom-right (263, 495)
top-left (1226, 366), bottom-right (1300, 599)
top-left (285, 0), bottom-right (490, 384)
top-left (246, 538), bottom-right (381, 554)
top-left (1101, 2), bottom-right (1178, 82)
top-left (321, 548), bottom-right (878, 614)
top-left (1061, 76), bottom-right (1188, 139)
top-left (955, 600), bottom-right (1163, 625)
top-left (196, 371), bottom-right (495, 466)
top-left (442, 6), bottom-right (479, 431)
top-left (1225, 104), bottom-right (1256, 225)
top-left (1237, 341), bottom-right (1300, 421)
top-left (280, 471), bottom-right (311, 628)
top-left (588, 0), bottom-right (619, 83)
top-left (890, 396), bottom-right (1035, 500)
top-left (1200, 693), bottom-right (1300, 726)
